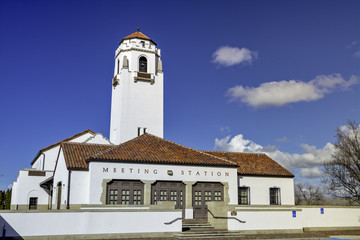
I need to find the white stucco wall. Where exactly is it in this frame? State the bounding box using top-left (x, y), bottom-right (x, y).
top-left (301, 207), bottom-right (360, 228)
top-left (52, 149), bottom-right (70, 209)
top-left (88, 162), bottom-right (238, 205)
top-left (228, 206), bottom-right (360, 231)
top-left (239, 176), bottom-right (295, 205)
top-left (11, 169), bottom-right (53, 207)
top-left (32, 132), bottom-right (96, 171)
top-left (0, 209), bottom-right (181, 237)
top-left (69, 170), bottom-right (90, 205)
top-left (32, 147), bottom-right (59, 171)
top-left (228, 207), bottom-right (302, 231)
top-left (110, 38), bottom-right (163, 144)
top-left (2, 206), bottom-right (360, 237)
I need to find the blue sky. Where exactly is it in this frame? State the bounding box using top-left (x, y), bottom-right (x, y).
top-left (1, 0), bottom-right (359, 190)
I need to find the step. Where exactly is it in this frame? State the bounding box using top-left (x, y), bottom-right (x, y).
top-left (182, 223), bottom-right (213, 228)
top-left (182, 220), bottom-right (214, 231)
top-left (182, 219), bottom-right (209, 223)
top-left (174, 231), bottom-right (244, 239)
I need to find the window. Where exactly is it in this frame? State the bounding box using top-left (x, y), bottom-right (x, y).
top-left (141, 41), bottom-right (145, 47)
top-left (204, 191), bottom-right (211, 202)
top-left (194, 191), bottom-right (202, 205)
top-left (160, 190), bottom-right (167, 201)
top-left (107, 180), bottom-right (144, 205)
top-left (121, 189), bottom-right (130, 204)
top-left (109, 189), bottom-right (118, 204)
top-left (270, 187), bottom-right (280, 205)
top-left (170, 190), bottom-right (177, 201)
top-left (29, 197), bottom-right (38, 210)
top-left (133, 190), bottom-right (141, 205)
top-left (214, 191), bottom-right (222, 201)
top-left (139, 56), bottom-right (147, 72)
top-left (238, 187), bottom-right (250, 205)
top-left (180, 191), bottom-right (183, 206)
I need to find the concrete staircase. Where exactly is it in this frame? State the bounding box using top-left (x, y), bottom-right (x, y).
top-left (182, 219), bottom-right (214, 231)
top-left (176, 219), bottom-right (244, 239)
top-left (174, 230), bottom-right (245, 239)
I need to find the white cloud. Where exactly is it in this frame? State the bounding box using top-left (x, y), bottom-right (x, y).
top-left (276, 136), bottom-right (288, 143)
top-left (214, 134), bottom-right (335, 178)
top-left (215, 134), bottom-right (263, 152)
top-left (213, 46), bottom-right (257, 67)
top-left (300, 167), bottom-right (323, 178)
top-left (346, 41), bottom-right (359, 48)
top-left (219, 126), bottom-right (231, 134)
top-left (227, 74), bottom-right (359, 108)
top-left (353, 50), bottom-right (360, 58)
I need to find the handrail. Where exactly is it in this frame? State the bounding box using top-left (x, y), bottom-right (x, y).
top-left (164, 217), bottom-right (183, 225)
top-left (207, 209), bottom-right (246, 223)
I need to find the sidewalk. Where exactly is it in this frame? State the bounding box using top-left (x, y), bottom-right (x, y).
top-left (116, 230), bottom-right (360, 240)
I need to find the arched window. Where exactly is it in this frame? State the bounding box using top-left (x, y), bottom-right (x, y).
top-left (139, 56), bottom-right (147, 73)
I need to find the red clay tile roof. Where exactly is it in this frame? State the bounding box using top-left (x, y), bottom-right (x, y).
top-left (31, 129), bottom-right (95, 165)
top-left (61, 142), bottom-right (113, 170)
top-left (59, 134), bottom-right (293, 177)
top-left (88, 134), bottom-right (237, 167)
top-left (121, 30), bottom-right (156, 45)
top-left (204, 151), bottom-right (294, 178)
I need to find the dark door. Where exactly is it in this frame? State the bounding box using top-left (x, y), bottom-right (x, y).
top-left (152, 181), bottom-right (185, 214)
top-left (192, 182), bottom-right (224, 219)
top-left (29, 197), bottom-right (38, 210)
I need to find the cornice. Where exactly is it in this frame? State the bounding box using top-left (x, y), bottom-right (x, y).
top-left (115, 47), bottom-right (161, 59)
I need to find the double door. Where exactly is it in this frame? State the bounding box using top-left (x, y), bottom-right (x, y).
top-left (152, 181), bottom-right (185, 211)
top-left (192, 182), bottom-right (223, 219)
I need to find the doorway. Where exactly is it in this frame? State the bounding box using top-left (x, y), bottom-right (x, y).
top-left (192, 182), bottom-right (223, 219)
top-left (152, 181), bottom-right (185, 215)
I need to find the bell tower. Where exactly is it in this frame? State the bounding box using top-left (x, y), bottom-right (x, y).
top-left (110, 29), bottom-right (164, 144)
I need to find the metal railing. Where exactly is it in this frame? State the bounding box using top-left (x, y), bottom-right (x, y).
top-left (207, 209), bottom-right (246, 223)
top-left (164, 210), bottom-right (246, 225)
top-left (164, 217), bottom-right (183, 225)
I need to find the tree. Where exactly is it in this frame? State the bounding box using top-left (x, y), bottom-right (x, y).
top-left (0, 190), bottom-right (4, 209)
top-left (295, 182), bottom-right (323, 205)
top-left (323, 121), bottom-right (360, 205)
top-left (5, 189), bottom-right (11, 210)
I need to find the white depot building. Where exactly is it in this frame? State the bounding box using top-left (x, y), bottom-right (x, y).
top-left (11, 30), bottom-right (295, 220)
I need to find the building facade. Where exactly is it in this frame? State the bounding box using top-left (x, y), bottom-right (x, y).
top-left (11, 30), bottom-right (295, 219)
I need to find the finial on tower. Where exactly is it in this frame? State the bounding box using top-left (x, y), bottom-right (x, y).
top-left (137, 27), bottom-right (140, 32)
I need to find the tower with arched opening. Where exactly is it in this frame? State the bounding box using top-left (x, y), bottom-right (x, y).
top-left (110, 30), bottom-right (164, 144)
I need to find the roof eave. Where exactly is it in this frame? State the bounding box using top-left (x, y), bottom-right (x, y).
top-left (120, 37), bottom-right (157, 46)
top-left (238, 173), bottom-right (295, 178)
top-left (87, 158), bottom-right (237, 168)
top-left (30, 129), bottom-right (95, 165)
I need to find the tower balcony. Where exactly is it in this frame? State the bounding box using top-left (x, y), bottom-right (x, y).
top-left (134, 72), bottom-right (154, 85)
